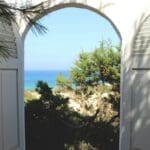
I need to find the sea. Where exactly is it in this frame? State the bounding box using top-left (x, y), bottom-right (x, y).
top-left (24, 70), bottom-right (69, 90)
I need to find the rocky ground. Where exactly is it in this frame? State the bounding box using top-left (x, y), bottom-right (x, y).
top-left (25, 85), bottom-right (119, 123)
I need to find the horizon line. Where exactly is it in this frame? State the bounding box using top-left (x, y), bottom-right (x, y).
top-left (25, 69), bottom-right (70, 71)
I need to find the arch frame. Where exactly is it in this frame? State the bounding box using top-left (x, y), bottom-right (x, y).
top-left (19, 1), bottom-right (122, 42)
top-left (19, 1), bottom-right (123, 150)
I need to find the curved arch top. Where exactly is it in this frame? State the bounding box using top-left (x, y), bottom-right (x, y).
top-left (18, 0), bottom-right (122, 41)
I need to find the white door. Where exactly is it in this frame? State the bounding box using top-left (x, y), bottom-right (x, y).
top-left (0, 19), bottom-right (25, 150)
top-left (120, 14), bottom-right (150, 150)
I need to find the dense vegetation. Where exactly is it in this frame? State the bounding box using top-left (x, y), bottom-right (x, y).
top-left (56, 41), bottom-right (120, 92)
top-left (25, 41), bottom-right (120, 150)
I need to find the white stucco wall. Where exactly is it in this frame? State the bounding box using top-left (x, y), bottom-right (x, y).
top-left (1, 0), bottom-right (150, 150)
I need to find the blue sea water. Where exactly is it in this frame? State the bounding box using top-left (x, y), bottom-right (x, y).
top-left (24, 70), bottom-right (69, 90)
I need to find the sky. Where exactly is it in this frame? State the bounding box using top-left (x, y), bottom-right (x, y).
top-left (25, 8), bottom-right (120, 71)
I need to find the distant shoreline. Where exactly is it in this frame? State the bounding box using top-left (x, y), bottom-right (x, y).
top-left (25, 69), bottom-right (70, 72)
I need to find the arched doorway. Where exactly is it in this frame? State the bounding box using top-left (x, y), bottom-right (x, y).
top-left (23, 8), bottom-right (119, 150)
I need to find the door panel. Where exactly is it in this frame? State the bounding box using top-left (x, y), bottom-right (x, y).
top-left (0, 70), bottom-right (20, 150)
top-left (131, 70), bottom-right (150, 150)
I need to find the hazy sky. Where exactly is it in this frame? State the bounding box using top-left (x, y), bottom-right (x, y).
top-left (25, 8), bottom-right (120, 71)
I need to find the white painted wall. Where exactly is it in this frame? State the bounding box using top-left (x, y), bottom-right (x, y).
top-left (1, 0), bottom-right (150, 149)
